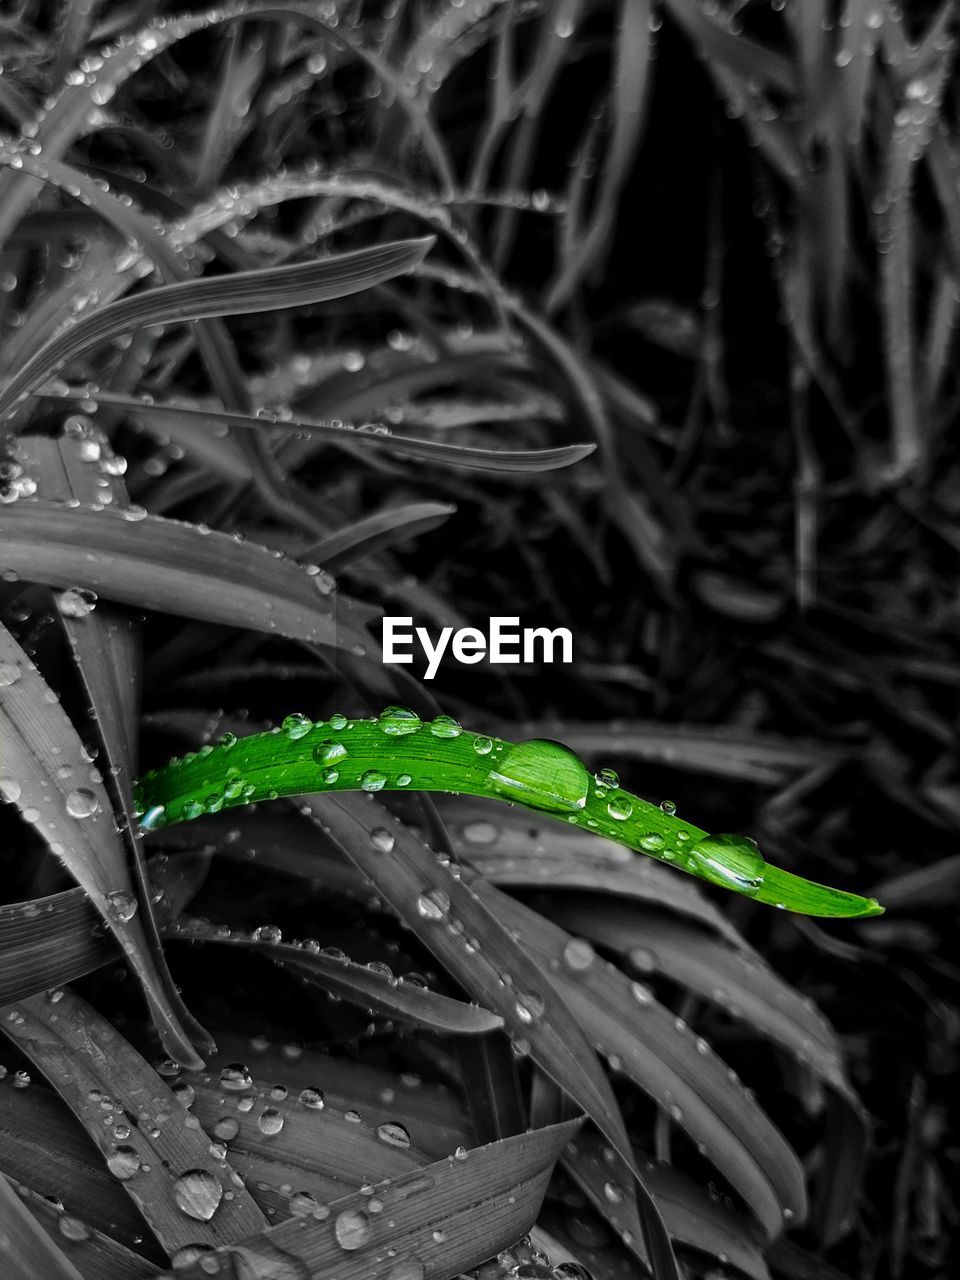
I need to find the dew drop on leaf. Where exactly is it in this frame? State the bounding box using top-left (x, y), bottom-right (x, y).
top-left (377, 705), bottom-right (421, 735)
top-left (687, 832), bottom-right (766, 895)
top-left (370, 827), bottom-right (395, 853)
top-left (258, 1107), bottom-right (284, 1135)
top-left (361, 770), bottom-right (387, 792)
top-left (562, 937), bottom-right (595, 971)
top-left (298, 1087), bottom-right (324, 1110)
top-left (66, 787), bottom-right (99, 818)
top-left (428, 714), bottom-right (461, 738)
top-left (416, 888), bottom-right (450, 920)
top-left (58, 1214), bottom-right (91, 1241)
top-left (106, 1145), bottom-right (142, 1180)
top-left (334, 1207), bottom-right (372, 1250)
top-left (487, 739), bottom-right (589, 813)
top-left (282, 712), bottom-right (312, 739)
top-left (606, 794), bottom-right (633, 821)
top-left (213, 1116), bottom-right (239, 1142)
top-left (473, 735), bottom-right (493, 755)
top-left (56, 586), bottom-right (98, 618)
top-left (377, 1120), bottom-right (411, 1148)
top-left (105, 890), bottom-right (138, 922)
top-left (387, 1257), bottom-right (425, 1280)
top-left (313, 740), bottom-right (347, 766)
top-left (172, 1168), bottom-right (223, 1221)
top-left (219, 1063), bottom-right (253, 1092)
top-left (0, 777), bottom-right (22, 803)
top-left (0, 661), bottom-right (20, 687)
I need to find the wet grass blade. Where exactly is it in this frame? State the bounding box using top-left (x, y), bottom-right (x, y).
top-left (0, 888), bottom-right (115, 1003)
top-left (0, 1174), bottom-right (87, 1280)
top-left (300, 503), bottom-right (457, 571)
top-left (0, 239), bottom-right (434, 420)
top-left (135, 715), bottom-right (883, 918)
top-left (0, 621), bottom-right (202, 1067)
top-left (166, 914), bottom-right (504, 1035)
top-left (20, 431), bottom-right (212, 1059)
top-left (58, 389), bottom-right (596, 474)
top-left (0, 500), bottom-right (372, 657)
top-left (0, 989), bottom-right (268, 1252)
top-left (548, 899), bottom-right (850, 1093)
top-left (153, 1118), bottom-right (580, 1280)
top-left (10, 1183), bottom-right (162, 1280)
top-left (485, 885), bottom-right (807, 1238)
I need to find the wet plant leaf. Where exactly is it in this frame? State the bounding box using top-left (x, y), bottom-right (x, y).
top-left (135, 715), bottom-right (883, 918)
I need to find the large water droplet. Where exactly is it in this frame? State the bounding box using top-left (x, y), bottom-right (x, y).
top-left (334, 1207), bottom-right (372, 1250)
top-left (58, 1214), bottom-right (91, 1241)
top-left (105, 890), bottom-right (138, 922)
top-left (313, 740), bottom-right (347, 767)
top-left (687, 833), bottom-right (765, 895)
top-left (0, 661), bottom-right (20, 687)
top-left (606, 794), bottom-right (633, 821)
top-left (377, 705), bottom-right (421, 735)
top-left (66, 787), bottom-right (99, 818)
top-left (0, 777), bottom-right (22, 803)
top-left (57, 587), bottom-right (98, 618)
top-left (416, 888), bottom-right (450, 920)
top-left (370, 827), bottom-right (395, 853)
top-left (219, 1063), bottom-right (253, 1092)
top-left (487, 740), bottom-right (589, 813)
top-left (106, 1145), bottom-right (142, 1180)
top-left (172, 1168), bottom-right (223, 1221)
top-left (282, 712), bottom-right (312, 739)
top-left (361, 770), bottom-right (387, 792)
top-left (428, 714), bottom-right (461, 738)
top-left (563, 937), bottom-right (595, 971)
top-left (298, 1087), bottom-right (324, 1109)
top-left (377, 1121), bottom-right (411, 1148)
top-left (258, 1107), bottom-right (284, 1135)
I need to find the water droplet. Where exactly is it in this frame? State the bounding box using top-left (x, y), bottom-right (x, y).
top-left (514, 992), bottom-right (545, 1024)
top-left (638, 832), bottom-right (665, 852)
top-left (563, 937), bottom-right (595, 971)
top-left (377, 1121), bottom-right (411, 1147)
top-left (370, 827), bottom-right (395, 853)
top-left (219, 731), bottom-right (238, 749)
top-left (106, 1145), bottom-right (142, 1180)
top-left (58, 1214), bottom-right (91, 1241)
top-left (282, 712), bottom-right (312, 739)
top-left (258, 1107), bottom-right (284, 1135)
top-left (213, 1116), bottom-right (240, 1141)
top-left (604, 1181), bottom-right (624, 1205)
top-left (0, 777), bottom-right (22, 803)
top-left (660, 799), bottom-right (677, 816)
top-left (473, 735), bottom-right (493, 755)
top-left (56, 587), bottom-right (98, 618)
top-left (630, 947), bottom-right (657, 974)
top-left (377, 705), bottom-right (421, 735)
top-left (219, 1063), bottom-right (253, 1092)
top-left (106, 890), bottom-right (138, 922)
top-left (462, 820), bottom-right (498, 844)
top-left (594, 767), bottom-right (619, 792)
top-left (290, 1190), bottom-right (323, 1218)
top-left (488, 739), bottom-right (589, 813)
top-left (313, 740), bottom-right (347, 767)
top-left (416, 888), bottom-right (450, 920)
top-left (631, 981), bottom-right (653, 1005)
top-left (0, 661), bottom-right (20, 687)
top-left (66, 787), bottom-right (99, 818)
top-left (361, 770), bottom-right (387, 792)
top-left (298, 1087), bottom-right (324, 1109)
top-left (173, 1169), bottom-right (223, 1221)
top-left (607, 794), bottom-right (633, 821)
top-left (253, 925), bottom-right (282, 944)
top-left (687, 833), bottom-right (765, 894)
top-left (428, 714), bottom-right (461, 738)
top-left (334, 1207), bottom-right (372, 1250)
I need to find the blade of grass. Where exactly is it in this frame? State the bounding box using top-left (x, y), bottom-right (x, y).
top-left (0, 620), bottom-right (202, 1067)
top-left (0, 499), bottom-right (372, 657)
top-left (153, 1118), bottom-right (581, 1280)
top-left (166, 914), bottom-right (504, 1035)
top-left (0, 989), bottom-right (268, 1252)
top-left (0, 238), bottom-right (435, 421)
top-left (0, 1175), bottom-right (87, 1280)
top-left (134, 716), bottom-right (883, 918)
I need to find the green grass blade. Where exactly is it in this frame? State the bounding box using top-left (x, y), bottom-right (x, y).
top-left (135, 713), bottom-right (883, 919)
